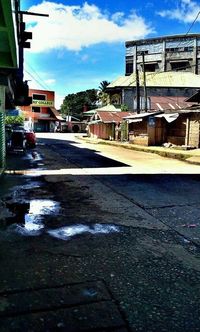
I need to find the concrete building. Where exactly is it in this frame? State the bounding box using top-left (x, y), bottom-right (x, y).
top-left (107, 71), bottom-right (199, 112)
top-left (125, 34), bottom-right (200, 76)
top-left (21, 89), bottom-right (63, 132)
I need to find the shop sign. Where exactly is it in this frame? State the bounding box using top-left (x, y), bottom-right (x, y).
top-left (32, 100), bottom-right (54, 107)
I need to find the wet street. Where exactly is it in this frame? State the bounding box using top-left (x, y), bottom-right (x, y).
top-left (1, 133), bottom-right (200, 331)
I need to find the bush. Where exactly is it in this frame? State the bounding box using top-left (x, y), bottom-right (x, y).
top-left (5, 115), bottom-right (25, 125)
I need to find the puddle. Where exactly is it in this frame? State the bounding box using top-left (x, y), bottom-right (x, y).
top-left (47, 223), bottom-right (120, 241)
top-left (26, 151), bottom-right (42, 162)
top-left (7, 199), bottom-right (60, 237)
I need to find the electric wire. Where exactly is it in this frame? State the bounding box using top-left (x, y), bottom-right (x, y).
top-left (24, 69), bottom-right (49, 90)
top-left (128, 9), bottom-right (200, 83)
top-left (25, 61), bottom-right (51, 90)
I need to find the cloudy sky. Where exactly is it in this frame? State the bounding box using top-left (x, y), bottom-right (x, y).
top-left (21, 0), bottom-right (200, 108)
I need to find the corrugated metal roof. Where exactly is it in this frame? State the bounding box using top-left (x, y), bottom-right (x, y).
top-left (108, 72), bottom-right (200, 88)
top-left (150, 96), bottom-right (193, 111)
top-left (50, 107), bottom-right (64, 121)
top-left (89, 104), bottom-right (121, 113)
top-left (185, 90), bottom-right (200, 103)
top-left (124, 111), bottom-right (161, 120)
top-left (91, 111), bottom-right (134, 123)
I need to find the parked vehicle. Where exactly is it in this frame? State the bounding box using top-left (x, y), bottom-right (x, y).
top-left (24, 130), bottom-right (36, 149)
top-left (5, 124), bottom-right (36, 152)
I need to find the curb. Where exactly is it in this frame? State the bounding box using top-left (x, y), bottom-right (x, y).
top-left (76, 136), bottom-right (200, 165)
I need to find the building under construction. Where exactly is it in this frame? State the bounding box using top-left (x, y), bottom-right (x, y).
top-left (125, 34), bottom-right (200, 76)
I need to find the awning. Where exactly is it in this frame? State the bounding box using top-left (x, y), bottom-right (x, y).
top-left (88, 120), bottom-right (101, 125)
top-left (50, 107), bottom-right (64, 121)
top-left (155, 113), bottom-right (179, 123)
top-left (127, 119), bottom-right (143, 124)
top-left (124, 111), bottom-right (160, 120)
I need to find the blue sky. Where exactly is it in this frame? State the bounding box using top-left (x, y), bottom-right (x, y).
top-left (21, 0), bottom-right (200, 108)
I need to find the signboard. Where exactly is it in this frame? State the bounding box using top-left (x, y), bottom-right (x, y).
top-left (148, 116), bottom-right (156, 127)
top-left (32, 100), bottom-right (54, 107)
top-left (6, 109), bottom-right (22, 116)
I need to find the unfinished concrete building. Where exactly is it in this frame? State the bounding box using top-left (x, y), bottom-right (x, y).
top-left (125, 34), bottom-right (200, 76)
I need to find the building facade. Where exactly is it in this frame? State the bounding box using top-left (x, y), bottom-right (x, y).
top-left (107, 71), bottom-right (200, 112)
top-left (21, 89), bottom-right (63, 132)
top-left (125, 34), bottom-right (200, 76)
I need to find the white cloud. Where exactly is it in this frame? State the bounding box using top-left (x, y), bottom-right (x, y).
top-left (44, 78), bottom-right (56, 85)
top-left (158, 0), bottom-right (200, 23)
top-left (25, 1), bottom-right (153, 53)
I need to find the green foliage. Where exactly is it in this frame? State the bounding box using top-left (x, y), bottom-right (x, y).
top-left (5, 115), bottom-right (25, 125)
top-left (98, 91), bottom-right (109, 106)
top-left (61, 89), bottom-right (98, 117)
top-left (98, 80), bottom-right (110, 92)
top-left (120, 104), bottom-right (129, 112)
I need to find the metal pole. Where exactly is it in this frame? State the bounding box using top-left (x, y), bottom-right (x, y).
top-left (136, 68), bottom-right (140, 114)
top-left (142, 52), bottom-right (147, 112)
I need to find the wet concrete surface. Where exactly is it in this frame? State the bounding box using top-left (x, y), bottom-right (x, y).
top-left (1, 134), bottom-right (200, 331)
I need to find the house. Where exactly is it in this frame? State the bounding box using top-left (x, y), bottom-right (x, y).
top-left (124, 107), bottom-right (200, 148)
top-left (106, 71), bottom-right (199, 113)
top-left (21, 89), bottom-right (63, 132)
top-left (125, 33), bottom-right (200, 76)
top-left (60, 115), bottom-right (86, 133)
top-left (88, 111), bottom-right (133, 140)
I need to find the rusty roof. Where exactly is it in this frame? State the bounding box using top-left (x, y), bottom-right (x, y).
top-left (93, 111), bottom-right (134, 123)
top-left (150, 96), bottom-right (193, 111)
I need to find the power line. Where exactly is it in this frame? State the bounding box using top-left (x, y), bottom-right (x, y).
top-left (25, 61), bottom-right (51, 90)
top-left (132, 9), bottom-right (200, 83)
top-left (128, 63), bottom-right (199, 106)
top-left (24, 69), bottom-right (49, 90)
top-left (185, 10), bottom-right (200, 35)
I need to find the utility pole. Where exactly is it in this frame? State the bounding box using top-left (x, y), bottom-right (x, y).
top-left (17, 11), bottom-right (49, 81)
top-left (136, 68), bottom-right (140, 114)
top-left (142, 52), bottom-right (147, 112)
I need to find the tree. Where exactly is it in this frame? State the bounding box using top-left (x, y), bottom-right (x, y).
top-left (98, 80), bottom-right (110, 106)
top-left (61, 89), bottom-right (98, 118)
top-left (98, 80), bottom-right (110, 92)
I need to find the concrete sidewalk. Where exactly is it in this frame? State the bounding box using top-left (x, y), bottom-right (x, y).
top-left (78, 135), bottom-right (200, 165)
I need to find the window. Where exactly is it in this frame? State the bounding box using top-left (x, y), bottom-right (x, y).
top-left (126, 56), bottom-right (133, 74)
top-left (32, 107), bottom-right (40, 113)
top-left (32, 94), bottom-right (46, 100)
top-left (170, 61), bottom-right (190, 71)
top-left (166, 46), bottom-right (193, 53)
top-left (144, 63), bottom-right (157, 72)
top-left (137, 50), bottom-right (148, 56)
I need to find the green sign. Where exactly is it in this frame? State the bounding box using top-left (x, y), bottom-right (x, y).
top-left (32, 100), bottom-right (54, 107)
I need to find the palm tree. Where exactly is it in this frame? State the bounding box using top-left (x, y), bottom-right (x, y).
top-left (98, 80), bottom-right (110, 92)
top-left (98, 81), bottom-right (110, 106)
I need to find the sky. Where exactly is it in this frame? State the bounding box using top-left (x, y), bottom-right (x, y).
top-left (21, 0), bottom-right (200, 108)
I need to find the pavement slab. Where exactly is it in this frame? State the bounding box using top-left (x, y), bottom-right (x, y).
top-left (0, 301), bottom-right (127, 332)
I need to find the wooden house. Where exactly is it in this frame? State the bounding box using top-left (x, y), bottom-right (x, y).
top-left (88, 111), bottom-right (133, 140)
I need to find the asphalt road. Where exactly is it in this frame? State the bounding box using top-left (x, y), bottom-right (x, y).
top-left (1, 133), bottom-right (200, 332)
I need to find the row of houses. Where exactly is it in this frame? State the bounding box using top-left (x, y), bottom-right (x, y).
top-left (87, 104), bottom-right (200, 149)
top-left (87, 33), bottom-right (200, 149)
